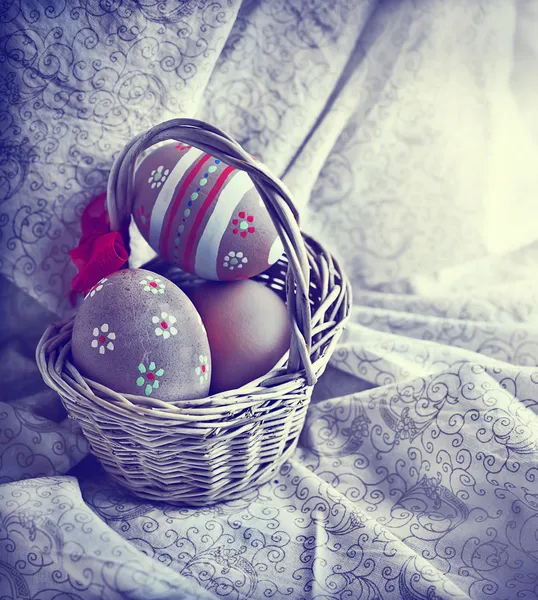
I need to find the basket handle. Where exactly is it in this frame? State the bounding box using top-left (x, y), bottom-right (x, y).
top-left (106, 119), bottom-right (316, 385)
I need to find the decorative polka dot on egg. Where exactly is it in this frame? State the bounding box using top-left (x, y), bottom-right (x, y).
top-left (132, 142), bottom-right (284, 281)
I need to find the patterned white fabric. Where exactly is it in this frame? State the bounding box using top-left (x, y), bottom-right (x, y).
top-left (1, 1), bottom-right (538, 598)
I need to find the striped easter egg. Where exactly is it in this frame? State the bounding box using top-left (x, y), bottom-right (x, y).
top-left (132, 142), bottom-right (284, 280)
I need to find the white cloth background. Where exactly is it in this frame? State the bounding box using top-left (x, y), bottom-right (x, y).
top-left (1, 1), bottom-right (538, 598)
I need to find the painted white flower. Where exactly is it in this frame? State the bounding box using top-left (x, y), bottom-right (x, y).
top-left (148, 165), bottom-right (170, 189)
top-left (152, 311), bottom-right (178, 339)
top-left (91, 323), bottom-right (116, 354)
top-left (139, 275), bottom-right (165, 294)
top-left (195, 355), bottom-right (210, 385)
top-left (223, 251), bottom-right (248, 271)
top-left (85, 277), bottom-right (108, 299)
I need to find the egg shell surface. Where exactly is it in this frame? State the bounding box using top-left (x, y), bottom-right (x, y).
top-left (187, 280), bottom-right (290, 394)
top-left (71, 268), bottom-right (211, 401)
top-left (132, 142), bottom-right (284, 281)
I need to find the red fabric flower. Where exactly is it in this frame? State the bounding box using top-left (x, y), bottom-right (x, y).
top-left (69, 193), bottom-right (129, 303)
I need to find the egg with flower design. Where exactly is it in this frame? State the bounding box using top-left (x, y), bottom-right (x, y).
top-left (71, 268), bottom-right (211, 401)
top-left (132, 141), bottom-right (284, 280)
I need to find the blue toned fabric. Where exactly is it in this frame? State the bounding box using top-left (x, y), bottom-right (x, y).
top-left (2, 1), bottom-right (538, 599)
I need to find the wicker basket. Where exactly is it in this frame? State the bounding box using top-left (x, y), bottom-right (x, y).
top-left (36, 119), bottom-right (351, 506)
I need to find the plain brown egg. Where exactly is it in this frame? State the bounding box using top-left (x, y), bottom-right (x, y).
top-left (187, 280), bottom-right (291, 393)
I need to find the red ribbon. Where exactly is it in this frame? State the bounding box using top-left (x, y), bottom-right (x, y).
top-left (69, 193), bottom-right (129, 303)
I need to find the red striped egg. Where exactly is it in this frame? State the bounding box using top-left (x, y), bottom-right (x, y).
top-left (132, 142), bottom-right (284, 280)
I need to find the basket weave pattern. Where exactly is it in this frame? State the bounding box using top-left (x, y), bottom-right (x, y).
top-left (36, 119), bottom-right (351, 505)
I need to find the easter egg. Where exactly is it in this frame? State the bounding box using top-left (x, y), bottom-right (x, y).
top-left (71, 268), bottom-right (211, 401)
top-left (187, 280), bottom-right (290, 393)
top-left (132, 141), bottom-right (284, 281)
